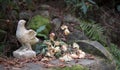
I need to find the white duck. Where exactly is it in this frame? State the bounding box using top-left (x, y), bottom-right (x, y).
top-left (16, 20), bottom-right (39, 50)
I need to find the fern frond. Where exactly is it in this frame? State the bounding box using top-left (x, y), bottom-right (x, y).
top-left (80, 20), bottom-right (106, 45)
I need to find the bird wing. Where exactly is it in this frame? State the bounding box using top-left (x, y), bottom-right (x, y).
top-left (27, 29), bottom-right (37, 40)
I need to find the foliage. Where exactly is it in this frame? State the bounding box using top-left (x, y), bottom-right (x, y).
top-left (64, 0), bottom-right (96, 14)
top-left (28, 15), bottom-right (51, 39)
top-left (36, 25), bottom-right (48, 39)
top-left (0, 0), bottom-right (34, 18)
top-left (79, 20), bottom-right (107, 45)
top-left (79, 20), bottom-right (119, 70)
top-left (54, 65), bottom-right (88, 70)
top-left (0, 0), bottom-right (18, 18)
top-left (35, 43), bottom-right (48, 55)
top-left (35, 39), bottom-right (67, 58)
top-left (108, 44), bottom-right (120, 70)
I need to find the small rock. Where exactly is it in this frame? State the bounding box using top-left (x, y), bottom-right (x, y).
top-left (51, 18), bottom-right (62, 31)
top-left (67, 30), bottom-right (88, 41)
top-left (63, 14), bottom-right (79, 23)
top-left (39, 10), bottom-right (50, 18)
top-left (19, 11), bottom-right (32, 20)
top-left (0, 65), bottom-right (4, 70)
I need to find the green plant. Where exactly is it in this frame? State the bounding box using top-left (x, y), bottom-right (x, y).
top-left (64, 0), bottom-right (96, 14)
top-left (108, 44), bottom-right (120, 70)
top-left (78, 20), bottom-right (119, 70)
top-left (79, 20), bottom-right (107, 45)
top-left (35, 43), bottom-right (48, 55)
top-left (0, 0), bottom-right (34, 18)
top-left (36, 25), bottom-right (48, 39)
top-left (28, 15), bottom-right (51, 39)
top-left (0, 0), bottom-right (20, 18)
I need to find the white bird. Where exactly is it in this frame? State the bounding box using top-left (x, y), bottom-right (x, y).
top-left (16, 20), bottom-right (39, 50)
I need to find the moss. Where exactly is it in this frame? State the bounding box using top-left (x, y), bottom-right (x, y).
top-left (28, 15), bottom-right (51, 36)
top-left (108, 44), bottom-right (120, 70)
top-left (53, 65), bottom-right (88, 70)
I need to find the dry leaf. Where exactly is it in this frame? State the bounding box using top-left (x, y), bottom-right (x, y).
top-left (64, 29), bottom-right (70, 35)
top-left (59, 54), bottom-right (73, 62)
top-left (44, 41), bottom-right (52, 46)
top-left (54, 41), bottom-right (60, 46)
top-left (49, 33), bottom-right (55, 41)
top-left (46, 52), bottom-right (51, 57)
top-left (85, 54), bottom-right (95, 60)
top-left (54, 46), bottom-right (61, 52)
top-left (73, 42), bottom-right (79, 49)
top-left (70, 53), bottom-right (79, 59)
top-left (41, 57), bottom-right (49, 62)
top-left (44, 63), bottom-right (54, 68)
top-left (58, 64), bottom-right (66, 68)
top-left (78, 50), bottom-right (86, 58)
top-left (61, 25), bottom-right (68, 30)
top-left (61, 45), bottom-right (67, 51)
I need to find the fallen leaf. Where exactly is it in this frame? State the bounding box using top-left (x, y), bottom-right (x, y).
top-left (70, 53), bottom-right (79, 59)
top-left (64, 29), bottom-right (70, 35)
top-left (73, 42), bottom-right (79, 49)
top-left (61, 25), bottom-right (68, 30)
top-left (54, 46), bottom-right (61, 52)
top-left (61, 45), bottom-right (67, 52)
top-left (59, 54), bottom-right (73, 62)
top-left (54, 41), bottom-right (60, 46)
top-left (44, 63), bottom-right (54, 68)
top-left (85, 54), bottom-right (95, 60)
top-left (50, 33), bottom-right (55, 41)
top-left (41, 57), bottom-right (49, 62)
top-left (58, 64), bottom-right (66, 68)
top-left (78, 51), bottom-right (86, 59)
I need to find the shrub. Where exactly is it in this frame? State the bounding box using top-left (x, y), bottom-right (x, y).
top-left (64, 0), bottom-right (96, 15)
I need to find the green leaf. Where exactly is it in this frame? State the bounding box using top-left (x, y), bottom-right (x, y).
top-left (88, 0), bottom-right (96, 4)
top-left (80, 20), bottom-right (106, 45)
top-left (41, 48), bottom-right (47, 55)
top-left (37, 33), bottom-right (48, 39)
top-left (35, 43), bottom-right (47, 54)
top-left (36, 25), bottom-right (46, 33)
top-left (81, 0), bottom-right (88, 14)
top-left (28, 15), bottom-right (51, 36)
